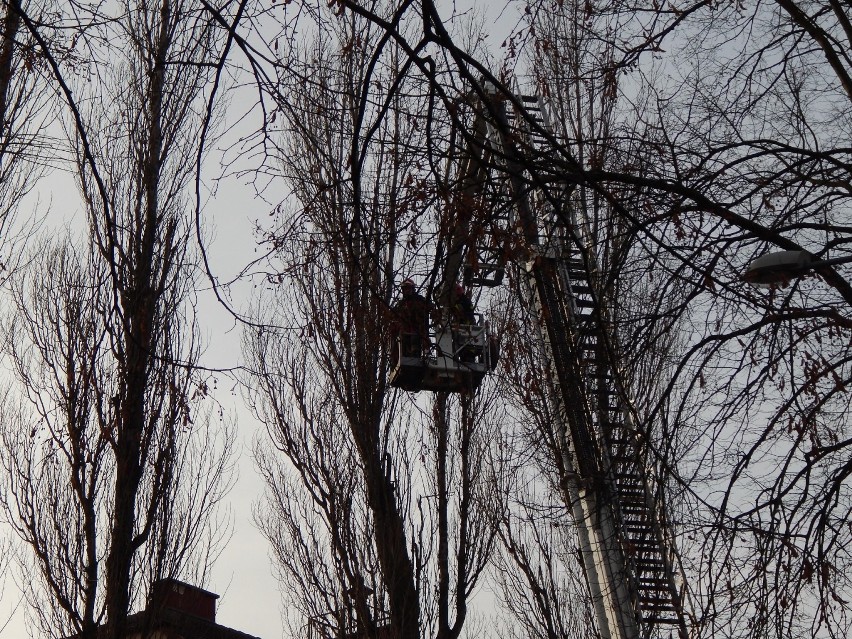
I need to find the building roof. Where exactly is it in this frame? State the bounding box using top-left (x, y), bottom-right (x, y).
top-left (67, 580), bottom-right (262, 639)
top-left (122, 607), bottom-right (262, 639)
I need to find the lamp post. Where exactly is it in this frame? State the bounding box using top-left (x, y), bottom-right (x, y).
top-left (742, 250), bottom-right (852, 286)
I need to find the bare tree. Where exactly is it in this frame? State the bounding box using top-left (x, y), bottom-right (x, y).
top-left (0, 2), bottom-right (235, 639)
top-left (1, 239), bottom-right (234, 639)
top-left (241, 5), bottom-right (502, 639)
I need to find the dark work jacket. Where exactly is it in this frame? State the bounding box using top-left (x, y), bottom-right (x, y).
top-left (394, 292), bottom-right (430, 336)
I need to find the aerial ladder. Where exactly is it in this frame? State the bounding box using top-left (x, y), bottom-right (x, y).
top-left (412, 81), bottom-right (692, 639)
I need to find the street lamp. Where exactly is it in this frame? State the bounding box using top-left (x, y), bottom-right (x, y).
top-left (743, 250), bottom-right (852, 286)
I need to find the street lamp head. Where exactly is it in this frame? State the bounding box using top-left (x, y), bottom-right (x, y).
top-left (743, 250), bottom-right (813, 286)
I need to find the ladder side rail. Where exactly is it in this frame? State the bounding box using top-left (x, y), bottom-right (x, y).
top-left (493, 84), bottom-right (641, 639)
top-left (618, 409), bottom-right (692, 638)
top-left (520, 258), bottom-right (640, 639)
top-left (527, 92), bottom-right (691, 638)
top-left (555, 238), bottom-right (690, 639)
top-left (551, 259), bottom-right (648, 624)
top-left (555, 203), bottom-right (691, 636)
top-left (479, 83), bottom-right (690, 638)
top-left (498, 88), bottom-right (644, 639)
top-left (555, 186), bottom-right (691, 639)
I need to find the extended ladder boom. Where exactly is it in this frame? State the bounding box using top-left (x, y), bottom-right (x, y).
top-left (459, 83), bottom-right (689, 639)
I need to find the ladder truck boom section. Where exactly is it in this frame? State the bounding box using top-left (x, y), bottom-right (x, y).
top-left (455, 84), bottom-right (690, 639)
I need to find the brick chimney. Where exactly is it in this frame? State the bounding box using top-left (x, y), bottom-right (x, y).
top-left (149, 579), bottom-right (219, 622)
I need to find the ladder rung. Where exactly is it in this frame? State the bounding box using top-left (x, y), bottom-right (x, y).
top-left (639, 577), bottom-right (671, 586)
top-left (618, 488), bottom-right (646, 497)
top-left (641, 605), bottom-right (677, 614)
top-left (628, 540), bottom-right (660, 549)
top-left (643, 616), bottom-right (682, 624)
top-left (618, 492), bottom-right (647, 502)
top-left (618, 480), bottom-right (644, 488)
top-left (623, 517), bottom-right (653, 525)
top-left (617, 486), bottom-right (645, 495)
top-left (615, 472), bottom-right (642, 480)
top-left (584, 371), bottom-right (612, 381)
top-left (637, 568), bottom-right (668, 577)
